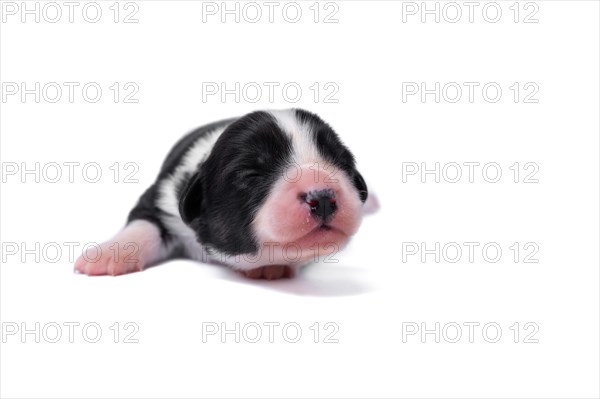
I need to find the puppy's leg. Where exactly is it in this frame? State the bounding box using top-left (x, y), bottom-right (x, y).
top-left (75, 185), bottom-right (172, 276)
top-left (74, 220), bottom-right (169, 276)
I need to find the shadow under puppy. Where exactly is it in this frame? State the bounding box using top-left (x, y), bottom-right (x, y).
top-left (75, 109), bottom-right (377, 279)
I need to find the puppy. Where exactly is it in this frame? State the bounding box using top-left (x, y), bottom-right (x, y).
top-left (75, 109), bottom-right (376, 279)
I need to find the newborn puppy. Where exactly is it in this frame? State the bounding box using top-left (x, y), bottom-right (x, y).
top-left (75, 109), bottom-right (374, 279)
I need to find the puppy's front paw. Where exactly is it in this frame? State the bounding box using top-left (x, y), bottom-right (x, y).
top-left (74, 241), bottom-right (144, 276)
top-left (240, 265), bottom-right (295, 280)
top-left (74, 220), bottom-right (165, 276)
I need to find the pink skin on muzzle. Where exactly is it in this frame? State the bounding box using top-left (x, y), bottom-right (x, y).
top-left (252, 164), bottom-right (364, 262)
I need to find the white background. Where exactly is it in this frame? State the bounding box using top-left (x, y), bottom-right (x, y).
top-left (1, 1), bottom-right (599, 398)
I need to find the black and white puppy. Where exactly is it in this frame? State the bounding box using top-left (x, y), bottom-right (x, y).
top-left (75, 109), bottom-right (377, 279)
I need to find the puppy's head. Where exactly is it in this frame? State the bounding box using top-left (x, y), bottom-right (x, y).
top-left (179, 109), bottom-right (368, 265)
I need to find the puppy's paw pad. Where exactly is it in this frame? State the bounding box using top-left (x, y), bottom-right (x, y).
top-left (240, 266), bottom-right (294, 280)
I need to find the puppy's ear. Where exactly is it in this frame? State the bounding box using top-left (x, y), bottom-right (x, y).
top-left (179, 172), bottom-right (205, 224)
top-left (353, 170), bottom-right (368, 203)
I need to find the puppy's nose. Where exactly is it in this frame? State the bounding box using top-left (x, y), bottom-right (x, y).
top-left (306, 189), bottom-right (337, 221)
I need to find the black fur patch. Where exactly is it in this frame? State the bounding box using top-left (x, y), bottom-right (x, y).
top-left (180, 111), bottom-right (293, 255)
top-left (127, 119), bottom-right (235, 242)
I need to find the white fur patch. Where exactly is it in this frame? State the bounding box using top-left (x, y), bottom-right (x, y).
top-left (268, 109), bottom-right (323, 166)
